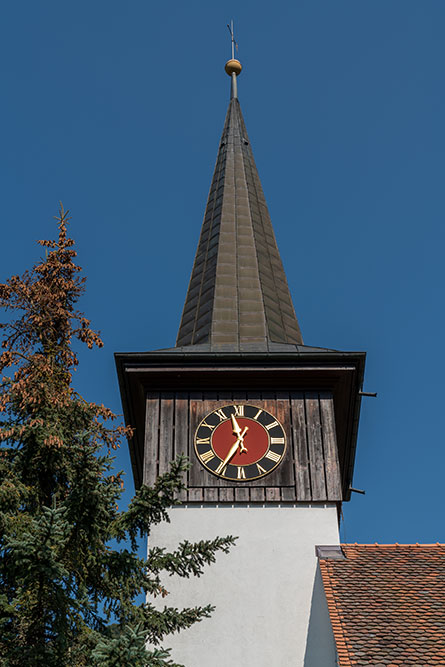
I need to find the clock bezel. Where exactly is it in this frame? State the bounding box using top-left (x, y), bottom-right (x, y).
top-left (194, 403), bottom-right (287, 482)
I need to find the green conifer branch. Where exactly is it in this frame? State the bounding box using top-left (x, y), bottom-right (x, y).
top-left (0, 206), bottom-right (236, 665)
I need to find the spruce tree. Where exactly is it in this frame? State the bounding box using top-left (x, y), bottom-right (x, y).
top-left (0, 206), bottom-right (235, 666)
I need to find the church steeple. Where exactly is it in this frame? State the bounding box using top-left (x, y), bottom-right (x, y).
top-left (116, 38), bottom-right (367, 663)
top-left (176, 54), bottom-right (303, 349)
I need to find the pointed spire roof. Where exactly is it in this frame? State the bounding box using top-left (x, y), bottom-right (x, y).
top-left (176, 59), bottom-right (302, 349)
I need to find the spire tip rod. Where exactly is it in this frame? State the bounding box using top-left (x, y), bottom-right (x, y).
top-left (227, 20), bottom-right (236, 60)
top-left (225, 20), bottom-right (242, 99)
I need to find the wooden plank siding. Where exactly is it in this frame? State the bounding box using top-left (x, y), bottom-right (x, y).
top-left (143, 393), bottom-right (160, 487)
top-left (290, 393), bottom-right (311, 501)
top-left (319, 393), bottom-right (343, 500)
top-left (305, 393), bottom-right (327, 501)
top-left (173, 393), bottom-right (189, 501)
top-left (142, 390), bottom-right (343, 503)
top-left (158, 392), bottom-right (174, 476)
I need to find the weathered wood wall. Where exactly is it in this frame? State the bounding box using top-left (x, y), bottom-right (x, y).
top-left (143, 390), bottom-right (342, 503)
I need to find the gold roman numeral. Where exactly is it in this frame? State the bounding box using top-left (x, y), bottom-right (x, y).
top-left (265, 420), bottom-right (279, 431)
top-left (265, 450), bottom-right (281, 462)
top-left (253, 408), bottom-right (263, 420)
top-left (215, 461), bottom-right (227, 476)
top-left (196, 437), bottom-right (210, 445)
top-left (215, 409), bottom-right (227, 421)
top-left (233, 405), bottom-right (244, 416)
top-left (201, 420), bottom-right (216, 431)
top-left (270, 437), bottom-right (285, 444)
top-left (200, 450), bottom-right (215, 463)
top-left (237, 467), bottom-right (246, 479)
top-left (256, 463), bottom-right (267, 475)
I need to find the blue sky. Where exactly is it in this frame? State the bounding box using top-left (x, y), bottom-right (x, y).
top-left (1, 1), bottom-right (444, 544)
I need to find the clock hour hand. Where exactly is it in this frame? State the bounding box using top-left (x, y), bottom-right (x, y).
top-left (231, 414), bottom-right (248, 453)
top-left (231, 413), bottom-right (242, 436)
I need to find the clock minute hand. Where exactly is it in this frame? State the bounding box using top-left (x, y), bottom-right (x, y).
top-left (220, 439), bottom-right (241, 470)
top-left (218, 426), bottom-right (249, 472)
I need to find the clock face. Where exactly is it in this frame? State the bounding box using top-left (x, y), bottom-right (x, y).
top-left (194, 404), bottom-right (286, 481)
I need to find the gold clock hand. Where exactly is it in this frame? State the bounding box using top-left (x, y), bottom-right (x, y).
top-left (220, 439), bottom-right (242, 469)
top-left (231, 414), bottom-right (248, 453)
top-left (238, 426), bottom-right (248, 453)
top-left (231, 413), bottom-right (242, 436)
top-left (217, 426), bottom-right (249, 473)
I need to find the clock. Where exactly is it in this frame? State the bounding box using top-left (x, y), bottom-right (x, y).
top-left (194, 404), bottom-right (286, 481)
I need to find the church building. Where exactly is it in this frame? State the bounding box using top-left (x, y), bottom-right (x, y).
top-left (116, 47), bottom-right (445, 667)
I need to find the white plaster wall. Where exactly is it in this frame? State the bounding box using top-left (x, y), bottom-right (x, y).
top-left (149, 504), bottom-right (339, 667)
top-left (304, 565), bottom-right (338, 667)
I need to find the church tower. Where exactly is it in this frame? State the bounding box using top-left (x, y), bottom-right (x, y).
top-left (116, 44), bottom-right (365, 667)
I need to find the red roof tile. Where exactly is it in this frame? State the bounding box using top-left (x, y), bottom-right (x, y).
top-left (319, 544), bottom-right (445, 666)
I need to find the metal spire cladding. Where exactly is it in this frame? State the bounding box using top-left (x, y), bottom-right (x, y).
top-left (176, 57), bottom-right (303, 349)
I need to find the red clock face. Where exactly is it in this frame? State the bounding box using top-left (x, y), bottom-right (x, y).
top-left (194, 404), bottom-right (286, 481)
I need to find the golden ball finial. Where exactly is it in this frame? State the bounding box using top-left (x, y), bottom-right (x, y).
top-left (225, 59), bottom-right (242, 76)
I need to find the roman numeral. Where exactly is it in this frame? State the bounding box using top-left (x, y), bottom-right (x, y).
top-left (200, 450), bottom-right (215, 463)
top-left (270, 437), bottom-right (285, 444)
top-left (237, 467), bottom-right (246, 479)
top-left (256, 463), bottom-right (267, 475)
top-left (215, 409), bottom-right (227, 421)
top-left (265, 450), bottom-right (281, 462)
top-left (215, 461), bottom-right (227, 476)
top-left (253, 409), bottom-right (263, 420)
top-left (233, 405), bottom-right (244, 416)
top-left (201, 420), bottom-right (216, 431)
top-left (196, 437), bottom-right (210, 445)
top-left (265, 420), bottom-right (279, 431)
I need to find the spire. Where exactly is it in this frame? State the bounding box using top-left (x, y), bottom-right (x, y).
top-left (176, 46), bottom-right (303, 349)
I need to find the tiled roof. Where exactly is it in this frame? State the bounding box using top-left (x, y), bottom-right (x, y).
top-left (176, 95), bottom-right (303, 348)
top-left (319, 544), bottom-right (445, 666)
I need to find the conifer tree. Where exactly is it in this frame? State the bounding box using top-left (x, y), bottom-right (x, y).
top-left (0, 206), bottom-right (235, 666)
